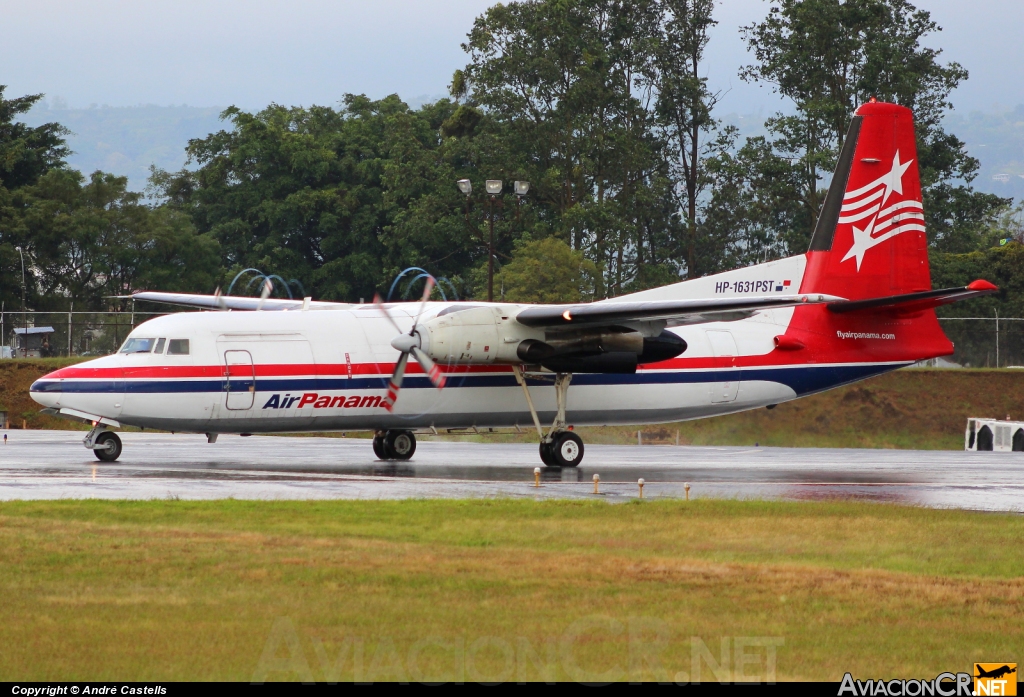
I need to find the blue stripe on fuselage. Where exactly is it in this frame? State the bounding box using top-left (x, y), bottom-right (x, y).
top-left (30, 363), bottom-right (903, 399)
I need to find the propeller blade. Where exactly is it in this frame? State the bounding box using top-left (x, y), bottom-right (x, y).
top-left (411, 347), bottom-right (446, 389)
top-left (383, 351), bottom-right (410, 412)
top-left (213, 287), bottom-right (228, 311)
top-left (411, 276), bottom-right (435, 328)
top-left (373, 293), bottom-right (404, 334)
top-left (256, 278), bottom-right (273, 311)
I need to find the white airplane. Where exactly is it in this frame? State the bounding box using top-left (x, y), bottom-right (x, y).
top-left (30, 101), bottom-right (997, 466)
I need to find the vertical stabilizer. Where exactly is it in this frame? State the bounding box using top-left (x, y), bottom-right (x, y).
top-left (800, 102), bottom-right (930, 300)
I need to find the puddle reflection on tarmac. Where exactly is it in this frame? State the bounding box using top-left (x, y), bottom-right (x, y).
top-left (1, 431), bottom-right (1022, 512)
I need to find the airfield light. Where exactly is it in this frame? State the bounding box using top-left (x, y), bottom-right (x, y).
top-left (457, 179), bottom-right (472, 196)
top-left (593, 473), bottom-right (600, 494)
top-left (534, 467), bottom-right (540, 487)
top-left (638, 478), bottom-right (645, 498)
top-left (514, 180), bottom-right (530, 196)
top-left (485, 179), bottom-right (502, 195)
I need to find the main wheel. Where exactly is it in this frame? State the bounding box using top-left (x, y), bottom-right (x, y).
top-left (551, 431), bottom-right (584, 467)
top-left (539, 441), bottom-right (556, 467)
top-left (94, 432), bottom-right (122, 462)
top-left (384, 430), bottom-right (416, 460)
top-left (372, 433), bottom-right (387, 459)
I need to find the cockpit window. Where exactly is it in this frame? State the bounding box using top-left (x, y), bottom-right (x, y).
top-left (120, 338), bottom-right (156, 354)
top-left (167, 339), bottom-right (190, 355)
top-left (154, 338), bottom-right (166, 354)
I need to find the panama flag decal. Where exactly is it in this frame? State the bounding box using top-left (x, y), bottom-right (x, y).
top-left (839, 151), bottom-right (925, 271)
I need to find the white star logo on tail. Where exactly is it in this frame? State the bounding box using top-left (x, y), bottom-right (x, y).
top-left (838, 151), bottom-right (923, 271)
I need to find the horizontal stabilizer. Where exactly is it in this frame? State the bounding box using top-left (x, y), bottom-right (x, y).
top-left (516, 293), bottom-right (844, 328)
top-left (826, 280), bottom-right (997, 314)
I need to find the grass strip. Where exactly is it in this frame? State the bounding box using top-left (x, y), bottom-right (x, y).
top-left (0, 499), bottom-right (1020, 682)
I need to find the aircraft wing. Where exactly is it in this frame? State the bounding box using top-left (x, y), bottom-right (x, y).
top-left (514, 293), bottom-right (844, 328)
top-left (127, 291), bottom-right (344, 312)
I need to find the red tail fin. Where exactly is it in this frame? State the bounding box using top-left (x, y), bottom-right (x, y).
top-left (785, 101), bottom-right (957, 367)
top-left (801, 101), bottom-right (929, 300)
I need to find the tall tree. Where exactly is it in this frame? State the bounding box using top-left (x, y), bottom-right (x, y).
top-left (740, 0), bottom-right (1006, 252)
top-left (461, 0), bottom-right (675, 296)
top-left (0, 87), bottom-right (72, 309)
top-left (653, 0), bottom-right (722, 278)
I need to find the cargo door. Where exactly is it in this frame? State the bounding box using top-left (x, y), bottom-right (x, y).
top-left (706, 330), bottom-right (739, 403)
top-left (223, 350), bottom-right (255, 410)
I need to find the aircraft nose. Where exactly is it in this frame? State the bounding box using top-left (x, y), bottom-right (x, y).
top-left (30, 374), bottom-right (62, 409)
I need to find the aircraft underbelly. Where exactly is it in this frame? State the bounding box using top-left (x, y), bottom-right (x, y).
top-left (117, 376), bottom-right (799, 432)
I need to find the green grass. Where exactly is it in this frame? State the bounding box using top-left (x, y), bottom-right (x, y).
top-left (1, 499), bottom-right (1021, 682)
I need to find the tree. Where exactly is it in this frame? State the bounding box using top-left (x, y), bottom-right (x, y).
top-left (653, 0), bottom-right (722, 278)
top-left (461, 0), bottom-right (676, 296)
top-left (740, 0), bottom-right (1006, 253)
top-left (494, 237), bottom-right (597, 303)
top-left (0, 86), bottom-right (70, 191)
top-left (17, 169), bottom-right (221, 311)
top-left (0, 86), bottom-right (72, 309)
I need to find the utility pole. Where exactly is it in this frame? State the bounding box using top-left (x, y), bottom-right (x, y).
top-left (995, 309), bottom-right (1000, 369)
top-left (15, 246), bottom-right (26, 357)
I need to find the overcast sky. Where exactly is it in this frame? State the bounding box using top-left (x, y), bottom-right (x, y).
top-left (3, 0), bottom-right (1021, 115)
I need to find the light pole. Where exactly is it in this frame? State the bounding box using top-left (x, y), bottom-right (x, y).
top-left (15, 246), bottom-right (25, 357)
top-left (457, 178), bottom-right (529, 303)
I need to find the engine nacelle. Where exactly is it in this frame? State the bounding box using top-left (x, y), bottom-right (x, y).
top-left (419, 306), bottom-right (539, 364)
top-left (416, 304), bottom-right (687, 371)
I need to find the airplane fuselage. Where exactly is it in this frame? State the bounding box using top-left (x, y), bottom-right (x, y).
top-left (30, 257), bottom-right (922, 434)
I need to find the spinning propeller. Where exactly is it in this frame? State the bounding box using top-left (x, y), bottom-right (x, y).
top-left (374, 277), bottom-right (446, 412)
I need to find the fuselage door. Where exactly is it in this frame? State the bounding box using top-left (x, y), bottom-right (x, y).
top-left (706, 330), bottom-right (739, 403)
top-left (224, 349), bottom-right (255, 410)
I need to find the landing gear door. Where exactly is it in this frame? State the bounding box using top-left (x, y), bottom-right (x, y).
top-left (706, 330), bottom-right (739, 403)
top-left (224, 350), bottom-right (255, 410)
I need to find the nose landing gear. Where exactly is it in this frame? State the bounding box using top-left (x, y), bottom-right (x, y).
top-left (84, 425), bottom-right (122, 462)
top-left (373, 429), bottom-right (417, 460)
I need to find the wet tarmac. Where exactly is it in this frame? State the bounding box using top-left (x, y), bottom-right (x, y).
top-left (0, 430), bottom-right (1021, 512)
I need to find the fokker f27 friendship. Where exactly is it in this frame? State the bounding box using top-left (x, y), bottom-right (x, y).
top-left (31, 102), bottom-right (998, 466)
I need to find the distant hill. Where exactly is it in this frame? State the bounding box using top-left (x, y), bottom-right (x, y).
top-left (16, 100), bottom-right (1023, 202)
top-left (945, 105), bottom-right (1024, 201)
top-left (21, 102), bottom-right (227, 193)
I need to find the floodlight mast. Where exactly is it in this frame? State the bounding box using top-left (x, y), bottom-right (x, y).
top-left (456, 178), bottom-right (529, 302)
top-left (485, 180), bottom-right (501, 302)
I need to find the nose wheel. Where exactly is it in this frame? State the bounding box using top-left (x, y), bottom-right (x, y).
top-left (373, 430), bottom-right (417, 460)
top-left (93, 431), bottom-right (122, 462)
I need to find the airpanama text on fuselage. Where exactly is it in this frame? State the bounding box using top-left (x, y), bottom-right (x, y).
top-left (262, 393), bottom-right (386, 410)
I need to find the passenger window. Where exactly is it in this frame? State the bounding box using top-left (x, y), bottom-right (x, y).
top-left (154, 338), bottom-right (166, 354)
top-left (167, 339), bottom-right (190, 355)
top-left (120, 338), bottom-right (156, 354)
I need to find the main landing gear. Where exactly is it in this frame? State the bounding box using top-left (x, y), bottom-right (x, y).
top-left (373, 429), bottom-right (417, 461)
top-left (512, 367), bottom-right (584, 468)
top-left (84, 425), bottom-right (122, 462)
